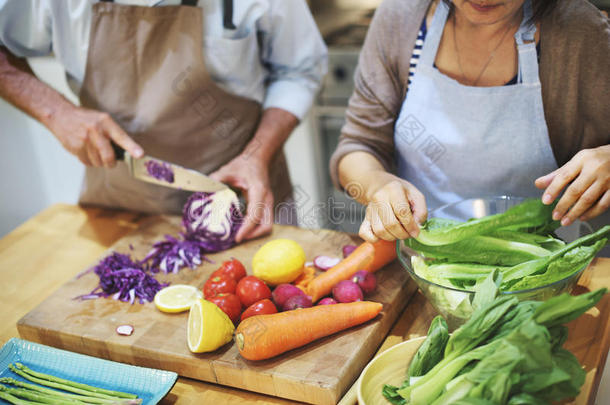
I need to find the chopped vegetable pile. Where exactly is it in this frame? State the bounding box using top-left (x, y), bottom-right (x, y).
top-left (382, 271), bottom-right (607, 405)
top-left (1, 363), bottom-right (141, 404)
top-left (77, 252), bottom-right (168, 304)
top-left (144, 159), bottom-right (174, 183)
top-left (406, 199), bottom-right (609, 292)
top-left (141, 234), bottom-right (212, 274)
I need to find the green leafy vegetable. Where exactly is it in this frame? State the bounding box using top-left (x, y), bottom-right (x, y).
top-left (415, 199), bottom-right (555, 246)
top-left (408, 316), bottom-right (450, 377)
top-left (382, 271), bottom-right (607, 405)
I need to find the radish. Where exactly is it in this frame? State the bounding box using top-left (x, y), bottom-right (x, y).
top-left (272, 284), bottom-right (305, 311)
top-left (317, 297), bottom-right (338, 305)
top-left (332, 280), bottom-right (363, 303)
top-left (342, 245), bottom-right (357, 258)
top-left (313, 255), bottom-right (341, 271)
top-left (352, 270), bottom-right (377, 295)
top-left (284, 294), bottom-right (313, 311)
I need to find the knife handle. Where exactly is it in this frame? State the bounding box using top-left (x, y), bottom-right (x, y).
top-left (111, 142), bottom-right (125, 161)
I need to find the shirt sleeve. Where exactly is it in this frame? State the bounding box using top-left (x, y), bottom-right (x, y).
top-left (258, 0), bottom-right (327, 120)
top-left (0, 0), bottom-right (53, 58)
top-left (329, 0), bottom-right (416, 190)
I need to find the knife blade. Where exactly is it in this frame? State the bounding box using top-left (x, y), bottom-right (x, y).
top-left (113, 143), bottom-right (229, 193)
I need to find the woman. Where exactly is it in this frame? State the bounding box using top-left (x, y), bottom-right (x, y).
top-left (331, 0), bottom-right (610, 242)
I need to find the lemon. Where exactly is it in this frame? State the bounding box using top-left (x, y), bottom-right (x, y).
top-left (187, 298), bottom-right (235, 353)
top-left (154, 284), bottom-right (203, 313)
top-left (252, 239), bottom-right (306, 286)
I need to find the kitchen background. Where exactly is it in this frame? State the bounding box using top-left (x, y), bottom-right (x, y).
top-left (1, 1), bottom-right (609, 400)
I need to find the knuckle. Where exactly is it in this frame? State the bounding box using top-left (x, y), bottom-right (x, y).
top-left (580, 193), bottom-right (597, 205)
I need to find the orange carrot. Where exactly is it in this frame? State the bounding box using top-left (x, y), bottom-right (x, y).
top-left (293, 266), bottom-right (316, 293)
top-left (234, 301), bottom-right (383, 360)
top-left (306, 240), bottom-right (396, 302)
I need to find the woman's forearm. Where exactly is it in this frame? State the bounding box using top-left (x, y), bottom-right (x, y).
top-left (0, 46), bottom-right (76, 128)
top-left (338, 151), bottom-right (398, 205)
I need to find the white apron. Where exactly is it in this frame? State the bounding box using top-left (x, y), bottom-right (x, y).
top-left (394, 0), bottom-right (558, 213)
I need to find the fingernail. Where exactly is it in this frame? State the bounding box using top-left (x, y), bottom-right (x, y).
top-left (542, 194), bottom-right (552, 204)
top-left (552, 211), bottom-right (561, 221)
top-left (134, 148), bottom-right (144, 158)
top-left (561, 217), bottom-right (571, 226)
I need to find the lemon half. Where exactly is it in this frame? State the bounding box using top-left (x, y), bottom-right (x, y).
top-left (154, 284), bottom-right (203, 313)
top-left (187, 298), bottom-right (235, 353)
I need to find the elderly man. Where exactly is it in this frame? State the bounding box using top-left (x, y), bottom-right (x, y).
top-left (0, 0), bottom-right (327, 242)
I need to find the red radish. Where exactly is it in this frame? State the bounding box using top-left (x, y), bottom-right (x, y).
top-left (343, 245), bottom-right (357, 258)
top-left (284, 294), bottom-right (313, 311)
top-left (332, 280), bottom-right (363, 303)
top-left (313, 255), bottom-right (341, 271)
top-left (272, 284), bottom-right (305, 310)
top-left (116, 325), bottom-right (134, 336)
top-left (317, 297), bottom-right (337, 305)
top-left (352, 270), bottom-right (377, 295)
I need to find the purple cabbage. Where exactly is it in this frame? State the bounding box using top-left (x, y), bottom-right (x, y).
top-left (76, 252), bottom-right (167, 304)
top-left (182, 191), bottom-right (243, 253)
top-left (145, 160), bottom-right (174, 183)
top-left (140, 234), bottom-right (212, 274)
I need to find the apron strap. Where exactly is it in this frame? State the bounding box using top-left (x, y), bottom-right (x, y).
top-left (223, 0), bottom-right (236, 29)
top-left (514, 0), bottom-right (540, 85)
top-left (419, 0), bottom-right (449, 68)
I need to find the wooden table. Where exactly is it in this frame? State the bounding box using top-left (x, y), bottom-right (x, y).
top-left (1, 204), bottom-right (608, 404)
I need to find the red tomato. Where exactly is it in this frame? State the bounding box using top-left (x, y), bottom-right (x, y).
top-left (203, 274), bottom-right (236, 299)
top-left (211, 258), bottom-right (247, 283)
top-left (240, 299), bottom-right (277, 321)
top-left (208, 293), bottom-right (242, 324)
top-left (236, 275), bottom-right (271, 307)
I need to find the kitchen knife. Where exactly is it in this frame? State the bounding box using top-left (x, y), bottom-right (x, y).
top-left (112, 143), bottom-right (229, 193)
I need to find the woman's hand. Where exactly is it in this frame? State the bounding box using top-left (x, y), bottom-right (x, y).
top-left (535, 145), bottom-right (610, 226)
top-left (46, 104), bottom-right (143, 167)
top-left (210, 155), bottom-right (274, 243)
top-left (356, 171), bottom-right (428, 243)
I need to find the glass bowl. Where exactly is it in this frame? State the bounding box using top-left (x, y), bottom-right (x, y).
top-left (397, 196), bottom-right (592, 329)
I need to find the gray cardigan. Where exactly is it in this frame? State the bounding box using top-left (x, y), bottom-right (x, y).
top-left (330, 0), bottom-right (610, 189)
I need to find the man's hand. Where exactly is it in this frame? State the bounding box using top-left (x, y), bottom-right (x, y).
top-left (0, 46), bottom-right (143, 167)
top-left (210, 155), bottom-right (273, 243)
top-left (536, 145), bottom-right (610, 226)
top-left (46, 104), bottom-right (143, 167)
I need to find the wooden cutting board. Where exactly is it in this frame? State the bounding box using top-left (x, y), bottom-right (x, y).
top-left (16, 216), bottom-right (417, 405)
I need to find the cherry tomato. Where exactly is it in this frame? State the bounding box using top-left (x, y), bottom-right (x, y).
top-left (240, 298), bottom-right (277, 321)
top-left (236, 275), bottom-right (271, 307)
top-left (208, 293), bottom-right (242, 324)
top-left (203, 274), bottom-right (236, 299)
top-left (211, 258), bottom-right (247, 283)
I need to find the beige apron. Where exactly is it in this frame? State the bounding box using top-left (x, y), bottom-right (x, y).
top-left (78, 0), bottom-right (293, 215)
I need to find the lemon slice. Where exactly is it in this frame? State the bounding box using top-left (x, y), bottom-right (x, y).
top-left (187, 298), bottom-right (235, 353)
top-left (154, 284), bottom-right (203, 313)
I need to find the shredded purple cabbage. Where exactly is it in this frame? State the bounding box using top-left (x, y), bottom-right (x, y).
top-left (140, 234), bottom-right (212, 274)
top-left (76, 252), bottom-right (167, 304)
top-left (145, 160), bottom-right (174, 183)
top-left (182, 192), bottom-right (243, 253)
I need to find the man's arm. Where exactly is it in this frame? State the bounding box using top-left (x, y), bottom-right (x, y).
top-left (0, 46), bottom-right (142, 166)
top-left (210, 107), bottom-right (298, 242)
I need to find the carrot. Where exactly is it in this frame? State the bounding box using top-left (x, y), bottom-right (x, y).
top-left (234, 301), bottom-right (383, 360)
top-left (306, 240), bottom-right (396, 302)
top-left (293, 266), bottom-right (316, 293)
